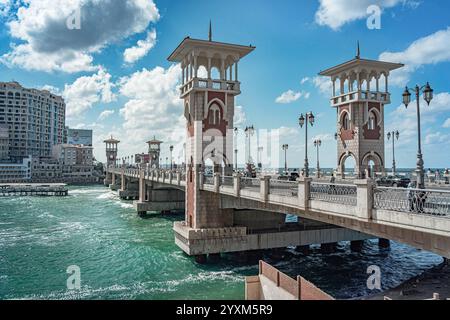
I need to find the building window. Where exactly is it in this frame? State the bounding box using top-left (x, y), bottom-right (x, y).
top-left (368, 111), bottom-right (377, 130)
top-left (208, 104), bottom-right (221, 125)
top-left (342, 112), bottom-right (350, 130)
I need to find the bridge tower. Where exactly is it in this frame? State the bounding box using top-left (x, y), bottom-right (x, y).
top-left (319, 46), bottom-right (403, 178)
top-left (104, 136), bottom-right (120, 168)
top-left (168, 30), bottom-right (255, 230)
top-left (147, 137), bottom-right (162, 169)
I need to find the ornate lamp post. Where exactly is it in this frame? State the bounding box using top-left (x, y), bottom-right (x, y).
top-left (170, 145), bottom-right (174, 170)
top-left (313, 139), bottom-right (322, 178)
top-left (234, 127), bottom-right (238, 171)
top-left (387, 131), bottom-right (399, 176)
top-left (402, 82), bottom-right (433, 189)
top-left (245, 125), bottom-right (255, 164)
top-left (257, 146), bottom-right (263, 169)
top-left (299, 112), bottom-right (315, 177)
top-left (282, 144), bottom-right (289, 173)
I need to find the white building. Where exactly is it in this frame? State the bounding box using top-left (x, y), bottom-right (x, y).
top-left (0, 156), bottom-right (32, 183)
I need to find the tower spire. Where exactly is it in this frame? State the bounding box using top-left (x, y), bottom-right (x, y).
top-left (208, 20), bottom-right (212, 41)
top-left (356, 40), bottom-right (361, 59)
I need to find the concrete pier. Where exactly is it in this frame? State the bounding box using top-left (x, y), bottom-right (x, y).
top-left (0, 183), bottom-right (68, 197)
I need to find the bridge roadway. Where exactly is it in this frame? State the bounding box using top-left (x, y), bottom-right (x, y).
top-left (106, 167), bottom-right (450, 259)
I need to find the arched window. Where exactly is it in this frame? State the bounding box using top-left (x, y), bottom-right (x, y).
top-left (368, 111), bottom-right (377, 130)
top-left (342, 112), bottom-right (350, 130)
top-left (208, 103), bottom-right (221, 125)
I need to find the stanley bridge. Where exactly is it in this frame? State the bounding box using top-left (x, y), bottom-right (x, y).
top-left (104, 32), bottom-right (450, 262)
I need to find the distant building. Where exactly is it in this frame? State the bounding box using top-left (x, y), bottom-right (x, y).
top-left (52, 144), bottom-right (94, 182)
top-left (66, 128), bottom-right (93, 146)
top-left (0, 124), bottom-right (9, 161)
top-left (0, 81), bottom-right (66, 163)
top-left (31, 156), bottom-right (62, 181)
top-left (0, 156), bottom-right (32, 183)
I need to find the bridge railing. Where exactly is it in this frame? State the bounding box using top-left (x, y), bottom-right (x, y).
top-left (269, 179), bottom-right (298, 197)
top-left (221, 176), bottom-right (234, 187)
top-left (240, 177), bottom-right (261, 191)
top-left (310, 182), bottom-right (357, 206)
top-left (204, 174), bottom-right (214, 185)
top-left (374, 186), bottom-right (450, 217)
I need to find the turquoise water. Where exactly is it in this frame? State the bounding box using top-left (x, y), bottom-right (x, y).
top-left (0, 185), bottom-right (444, 300)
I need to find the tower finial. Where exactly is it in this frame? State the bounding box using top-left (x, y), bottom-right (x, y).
top-left (209, 20), bottom-right (212, 41)
top-left (356, 40), bottom-right (360, 59)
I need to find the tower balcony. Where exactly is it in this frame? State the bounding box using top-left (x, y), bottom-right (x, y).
top-left (180, 77), bottom-right (241, 97)
top-left (331, 90), bottom-right (391, 107)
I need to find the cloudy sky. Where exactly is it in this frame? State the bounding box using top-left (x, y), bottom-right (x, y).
top-left (0, 0), bottom-right (449, 168)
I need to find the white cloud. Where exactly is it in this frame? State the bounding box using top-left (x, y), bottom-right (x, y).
top-left (275, 90), bottom-right (301, 104)
top-left (379, 27), bottom-right (450, 86)
top-left (315, 0), bottom-right (418, 30)
top-left (98, 109), bottom-right (115, 121)
top-left (118, 64), bottom-right (185, 157)
top-left (313, 76), bottom-right (332, 96)
top-left (300, 77), bottom-right (310, 85)
top-left (387, 92), bottom-right (450, 146)
top-left (0, 0), bottom-right (12, 16)
top-left (123, 29), bottom-right (157, 64)
top-left (1, 0), bottom-right (160, 72)
top-left (443, 119), bottom-right (450, 128)
top-left (424, 132), bottom-right (450, 145)
top-left (234, 105), bottom-right (247, 127)
top-left (63, 68), bottom-right (116, 118)
top-left (303, 91), bottom-right (311, 99)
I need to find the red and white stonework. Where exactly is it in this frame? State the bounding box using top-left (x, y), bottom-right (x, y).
top-left (319, 56), bottom-right (404, 178)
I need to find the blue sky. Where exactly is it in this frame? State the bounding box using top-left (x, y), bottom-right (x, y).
top-left (0, 0), bottom-right (449, 168)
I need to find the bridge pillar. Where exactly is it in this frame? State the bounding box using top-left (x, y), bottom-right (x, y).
top-left (298, 177), bottom-right (312, 209)
top-left (234, 172), bottom-right (241, 197)
top-left (355, 179), bottom-right (374, 220)
top-left (104, 171), bottom-right (112, 186)
top-left (111, 172), bottom-right (116, 186)
top-left (260, 176), bottom-right (270, 202)
top-left (378, 238), bottom-right (391, 249)
top-left (350, 240), bottom-right (364, 252)
top-left (214, 173), bottom-right (220, 193)
top-left (320, 242), bottom-right (338, 254)
top-left (120, 169), bottom-right (125, 191)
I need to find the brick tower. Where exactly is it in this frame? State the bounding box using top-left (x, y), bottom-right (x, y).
top-left (319, 46), bottom-right (403, 178)
top-left (168, 30), bottom-right (255, 229)
top-left (104, 136), bottom-right (120, 168)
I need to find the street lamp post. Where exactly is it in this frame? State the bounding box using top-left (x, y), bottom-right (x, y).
top-left (170, 145), bottom-right (174, 171)
top-left (257, 146), bottom-right (263, 169)
top-left (282, 144), bottom-right (289, 173)
top-left (314, 139), bottom-right (322, 178)
top-left (234, 127), bottom-right (238, 171)
top-left (387, 131), bottom-right (400, 176)
top-left (299, 112), bottom-right (315, 177)
top-left (245, 125), bottom-right (255, 164)
top-left (402, 82), bottom-right (433, 189)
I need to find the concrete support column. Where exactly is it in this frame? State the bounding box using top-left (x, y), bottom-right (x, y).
top-left (355, 179), bottom-right (374, 220)
top-left (139, 170), bottom-right (145, 202)
top-left (298, 177), bottom-right (312, 209)
top-left (260, 176), bottom-right (270, 202)
top-left (350, 240), bottom-right (364, 252)
top-left (214, 172), bottom-right (221, 193)
top-left (321, 242), bottom-right (337, 254)
top-left (177, 171), bottom-right (181, 186)
top-left (379, 238), bottom-right (391, 248)
top-left (121, 170), bottom-right (125, 191)
top-left (199, 171), bottom-right (204, 190)
top-left (111, 172), bottom-right (115, 185)
top-left (234, 172), bottom-right (241, 197)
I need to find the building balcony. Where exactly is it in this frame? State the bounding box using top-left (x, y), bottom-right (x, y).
top-left (180, 77), bottom-right (241, 97)
top-left (331, 90), bottom-right (390, 107)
